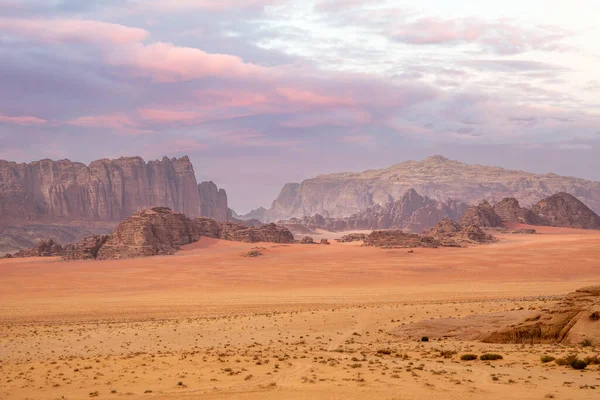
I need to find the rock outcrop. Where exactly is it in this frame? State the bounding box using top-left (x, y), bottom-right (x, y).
top-left (65, 235), bottom-right (110, 260)
top-left (278, 189), bottom-right (468, 233)
top-left (364, 231), bottom-right (441, 249)
top-left (262, 155), bottom-right (600, 221)
top-left (338, 233), bottom-right (368, 243)
top-left (530, 192), bottom-right (600, 229)
top-left (426, 218), bottom-right (497, 247)
top-left (96, 207), bottom-right (202, 259)
top-left (194, 218), bottom-right (295, 244)
top-left (460, 201), bottom-right (504, 228)
top-left (483, 286), bottom-right (600, 345)
top-left (493, 198), bottom-right (538, 225)
top-left (11, 239), bottom-right (64, 258)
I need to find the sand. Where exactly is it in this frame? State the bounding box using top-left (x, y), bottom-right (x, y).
top-left (1, 226), bottom-right (599, 399)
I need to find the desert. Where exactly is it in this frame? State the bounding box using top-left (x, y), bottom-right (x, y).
top-left (2, 224), bottom-right (600, 400)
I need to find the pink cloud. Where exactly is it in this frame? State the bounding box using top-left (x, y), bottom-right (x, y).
top-left (207, 128), bottom-right (301, 147)
top-left (138, 108), bottom-right (200, 123)
top-left (276, 88), bottom-right (355, 108)
top-left (68, 114), bottom-right (151, 135)
top-left (338, 135), bottom-right (375, 144)
top-left (281, 109), bottom-right (371, 128)
top-left (108, 42), bottom-right (269, 82)
top-left (196, 89), bottom-right (270, 108)
top-left (0, 18), bottom-right (149, 45)
top-left (0, 113), bottom-right (48, 126)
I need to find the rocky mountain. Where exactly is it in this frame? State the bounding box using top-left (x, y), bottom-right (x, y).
top-left (530, 192), bottom-right (600, 229)
top-left (262, 155), bottom-right (600, 221)
top-left (492, 198), bottom-right (539, 225)
top-left (460, 201), bottom-right (505, 228)
top-left (425, 218), bottom-right (497, 246)
top-left (278, 189), bottom-right (468, 233)
top-left (0, 155), bottom-right (229, 255)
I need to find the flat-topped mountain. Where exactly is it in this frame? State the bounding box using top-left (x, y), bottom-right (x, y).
top-left (260, 155), bottom-right (600, 221)
top-left (278, 189), bottom-right (468, 233)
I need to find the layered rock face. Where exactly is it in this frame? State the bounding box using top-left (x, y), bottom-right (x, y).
top-left (196, 219), bottom-right (295, 244)
top-left (0, 156), bottom-right (202, 223)
top-left (278, 189), bottom-right (468, 233)
top-left (96, 207), bottom-right (202, 259)
top-left (483, 286), bottom-right (600, 345)
top-left (459, 201), bottom-right (504, 228)
top-left (198, 181), bottom-right (229, 222)
top-left (493, 198), bottom-right (538, 225)
top-left (426, 218), bottom-right (497, 247)
top-left (262, 155), bottom-right (600, 221)
top-left (0, 156), bottom-right (230, 255)
top-left (363, 231), bottom-right (441, 249)
top-left (530, 192), bottom-right (600, 229)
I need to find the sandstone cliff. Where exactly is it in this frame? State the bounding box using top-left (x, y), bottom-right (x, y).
top-left (198, 181), bottom-right (229, 222)
top-left (263, 155), bottom-right (600, 221)
top-left (493, 198), bottom-right (539, 225)
top-left (0, 156), bottom-right (230, 255)
top-left (459, 201), bottom-right (504, 228)
top-left (278, 189), bottom-right (468, 233)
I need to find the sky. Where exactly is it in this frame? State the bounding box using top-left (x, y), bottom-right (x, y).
top-left (0, 0), bottom-right (599, 213)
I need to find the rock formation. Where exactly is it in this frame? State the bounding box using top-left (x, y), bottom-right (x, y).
top-left (65, 235), bottom-right (110, 260)
top-left (11, 239), bottom-right (64, 258)
top-left (425, 218), bottom-right (497, 247)
top-left (338, 233), bottom-right (368, 243)
top-left (530, 192), bottom-right (600, 229)
top-left (278, 189), bottom-right (468, 233)
top-left (301, 236), bottom-right (315, 244)
top-left (493, 198), bottom-right (538, 225)
top-left (0, 155), bottom-right (230, 255)
top-left (483, 286), bottom-right (600, 345)
top-left (96, 207), bottom-right (202, 259)
top-left (363, 231), bottom-right (441, 249)
top-left (262, 155), bottom-right (600, 221)
top-left (198, 181), bottom-right (229, 222)
top-left (460, 201), bottom-right (504, 228)
top-left (194, 218), bottom-right (295, 244)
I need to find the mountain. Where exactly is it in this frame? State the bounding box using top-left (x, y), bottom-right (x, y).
top-left (262, 155), bottom-right (600, 221)
top-left (460, 201), bottom-right (505, 228)
top-left (0, 155), bottom-right (229, 255)
top-left (278, 189), bottom-right (468, 233)
top-left (530, 192), bottom-right (600, 229)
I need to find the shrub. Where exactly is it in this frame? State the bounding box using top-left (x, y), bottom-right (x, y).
top-left (377, 349), bottom-right (393, 355)
top-left (440, 350), bottom-right (457, 359)
top-left (540, 355), bottom-right (556, 364)
top-left (421, 336), bottom-right (429, 342)
top-left (570, 359), bottom-right (587, 370)
top-left (460, 354), bottom-right (478, 361)
top-left (555, 354), bottom-right (577, 366)
top-left (480, 353), bottom-right (503, 361)
top-left (580, 339), bottom-right (593, 347)
top-left (583, 355), bottom-right (599, 365)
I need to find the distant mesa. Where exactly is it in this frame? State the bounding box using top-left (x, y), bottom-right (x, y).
top-left (254, 155), bottom-right (600, 222)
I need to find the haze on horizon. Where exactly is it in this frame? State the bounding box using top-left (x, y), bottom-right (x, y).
top-left (0, 0), bottom-right (599, 213)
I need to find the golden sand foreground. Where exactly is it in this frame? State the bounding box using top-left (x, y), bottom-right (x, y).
top-left (1, 227), bottom-right (600, 399)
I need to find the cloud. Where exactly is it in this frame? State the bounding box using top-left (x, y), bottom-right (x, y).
top-left (137, 108), bottom-right (200, 123)
top-left (68, 114), bottom-right (151, 135)
top-left (0, 113), bottom-right (48, 126)
top-left (463, 59), bottom-right (567, 72)
top-left (142, 138), bottom-right (207, 158)
top-left (281, 109), bottom-right (371, 128)
top-left (107, 42), bottom-right (270, 82)
top-left (0, 18), bottom-right (149, 45)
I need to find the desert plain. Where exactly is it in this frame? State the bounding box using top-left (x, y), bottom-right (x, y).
top-left (1, 226), bottom-right (599, 400)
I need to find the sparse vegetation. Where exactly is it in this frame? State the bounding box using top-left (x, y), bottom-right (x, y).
top-left (570, 359), bottom-right (587, 370)
top-left (479, 353), bottom-right (503, 361)
top-left (420, 336), bottom-right (429, 342)
top-left (580, 339), bottom-right (593, 347)
top-left (540, 355), bottom-right (556, 363)
top-left (460, 354), bottom-right (478, 361)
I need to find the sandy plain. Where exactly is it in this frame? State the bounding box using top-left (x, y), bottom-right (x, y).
top-left (1, 226), bottom-right (599, 399)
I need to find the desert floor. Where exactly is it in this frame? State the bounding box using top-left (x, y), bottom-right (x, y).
top-left (1, 226), bottom-right (599, 399)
